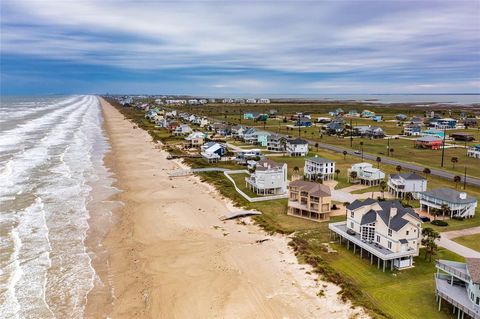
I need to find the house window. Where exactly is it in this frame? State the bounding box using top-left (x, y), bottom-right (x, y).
top-left (388, 241), bottom-right (392, 249)
top-left (350, 211), bottom-right (354, 218)
top-left (376, 235), bottom-right (380, 243)
top-left (476, 296), bottom-right (479, 305)
top-left (350, 222), bottom-right (354, 229)
top-left (406, 231), bottom-right (409, 236)
top-left (388, 229), bottom-right (392, 237)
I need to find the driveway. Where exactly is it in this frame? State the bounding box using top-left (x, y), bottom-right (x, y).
top-left (437, 226), bottom-right (480, 258)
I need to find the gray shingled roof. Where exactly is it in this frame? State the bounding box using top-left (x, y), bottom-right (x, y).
top-left (360, 210), bottom-right (377, 225)
top-left (419, 188), bottom-right (477, 204)
top-left (307, 156), bottom-right (334, 164)
top-left (347, 199), bottom-right (420, 232)
top-left (288, 138), bottom-right (308, 145)
top-left (389, 172), bottom-right (426, 181)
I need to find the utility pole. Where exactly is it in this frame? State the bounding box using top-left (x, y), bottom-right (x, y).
top-left (350, 119), bottom-right (353, 148)
top-left (464, 166), bottom-right (467, 190)
top-left (387, 137), bottom-right (390, 157)
top-left (440, 127), bottom-right (446, 167)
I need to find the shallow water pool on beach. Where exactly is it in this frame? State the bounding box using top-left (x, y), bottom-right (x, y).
top-left (0, 95), bottom-right (118, 318)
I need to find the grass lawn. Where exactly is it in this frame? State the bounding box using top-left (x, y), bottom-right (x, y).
top-left (452, 233), bottom-right (480, 252)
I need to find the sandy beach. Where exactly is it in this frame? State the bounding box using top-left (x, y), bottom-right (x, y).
top-left (85, 98), bottom-right (367, 319)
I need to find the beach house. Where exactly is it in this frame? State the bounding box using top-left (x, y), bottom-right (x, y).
top-left (243, 112), bottom-right (255, 120)
top-left (329, 199), bottom-right (422, 271)
top-left (468, 145), bottom-right (480, 159)
top-left (258, 98), bottom-right (271, 104)
top-left (403, 124), bottom-right (422, 136)
top-left (387, 172), bottom-right (427, 199)
top-left (287, 180), bottom-right (331, 222)
top-left (421, 129), bottom-right (445, 139)
top-left (418, 188), bottom-right (477, 218)
top-left (246, 98), bottom-right (257, 104)
top-left (243, 128), bottom-right (258, 144)
top-left (450, 132), bottom-right (475, 142)
top-left (361, 110), bottom-right (375, 118)
top-left (231, 125), bottom-right (247, 139)
top-left (435, 258), bottom-right (480, 318)
top-left (296, 117), bottom-right (313, 127)
top-left (433, 118), bottom-right (458, 130)
top-left (286, 138), bottom-right (309, 156)
top-left (245, 159), bottom-right (288, 195)
top-left (304, 156), bottom-right (336, 181)
top-left (256, 131), bottom-right (271, 147)
top-left (185, 131), bottom-right (206, 147)
top-left (267, 134), bottom-right (287, 152)
top-left (396, 114), bottom-right (408, 121)
top-left (173, 124), bottom-right (192, 136)
top-left (354, 126), bottom-right (385, 139)
top-left (201, 142), bottom-right (226, 163)
top-left (415, 135), bottom-right (443, 150)
top-left (348, 163), bottom-right (385, 186)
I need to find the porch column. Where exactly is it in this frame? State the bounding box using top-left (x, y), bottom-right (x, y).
top-left (360, 247), bottom-right (363, 258)
top-left (383, 259), bottom-right (386, 272)
top-left (438, 296), bottom-right (442, 311)
top-left (347, 241), bottom-right (350, 250)
top-left (391, 259), bottom-right (394, 271)
top-left (353, 244), bottom-right (356, 254)
top-left (377, 257), bottom-right (380, 269)
top-left (370, 254), bottom-right (373, 265)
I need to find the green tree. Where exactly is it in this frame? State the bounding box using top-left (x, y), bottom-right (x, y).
top-left (439, 204), bottom-right (450, 220)
top-left (453, 175), bottom-right (462, 189)
top-left (396, 165), bottom-right (402, 173)
top-left (421, 227), bottom-right (441, 262)
top-left (343, 150), bottom-right (347, 160)
top-left (335, 168), bottom-right (340, 180)
top-left (349, 171), bottom-right (358, 183)
top-left (315, 142), bottom-right (319, 151)
top-left (379, 180), bottom-right (387, 199)
top-left (423, 168), bottom-right (431, 181)
top-left (451, 157), bottom-right (458, 169)
top-left (376, 156), bottom-right (382, 169)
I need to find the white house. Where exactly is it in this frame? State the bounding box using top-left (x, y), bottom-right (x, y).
top-left (304, 156), bottom-right (336, 181)
top-left (418, 188), bottom-right (477, 218)
top-left (348, 163), bottom-right (385, 186)
top-left (245, 159), bottom-right (288, 195)
top-left (468, 145), bottom-right (480, 159)
top-left (286, 138), bottom-right (309, 156)
top-left (246, 98), bottom-right (257, 104)
top-left (329, 199), bottom-right (422, 271)
top-left (201, 142), bottom-right (226, 163)
top-left (173, 124), bottom-right (192, 136)
top-left (387, 172), bottom-right (427, 199)
top-left (435, 258), bottom-right (480, 318)
top-left (258, 98), bottom-right (271, 104)
top-left (184, 131), bottom-right (206, 147)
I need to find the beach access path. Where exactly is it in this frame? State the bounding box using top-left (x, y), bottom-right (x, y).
top-left (84, 98), bottom-right (367, 319)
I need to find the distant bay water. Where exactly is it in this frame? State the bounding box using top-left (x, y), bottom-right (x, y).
top-left (0, 95), bottom-right (117, 318)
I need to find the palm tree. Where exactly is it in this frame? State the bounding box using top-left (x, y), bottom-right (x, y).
top-left (359, 141), bottom-right (364, 160)
top-left (293, 166), bottom-right (300, 174)
top-left (316, 173), bottom-right (324, 183)
top-left (421, 227), bottom-right (441, 262)
top-left (349, 171), bottom-right (358, 183)
top-left (389, 148), bottom-right (394, 157)
top-left (439, 204), bottom-right (450, 220)
top-left (315, 142), bottom-right (319, 152)
top-left (453, 175), bottom-right (462, 189)
top-left (376, 156), bottom-right (381, 169)
top-left (343, 150), bottom-right (347, 160)
top-left (396, 165), bottom-right (402, 173)
top-left (423, 168), bottom-right (431, 180)
top-left (379, 180), bottom-right (387, 199)
top-left (335, 168), bottom-right (340, 180)
top-left (451, 157), bottom-right (458, 169)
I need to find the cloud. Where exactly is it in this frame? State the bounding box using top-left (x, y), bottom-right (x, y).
top-left (1, 0), bottom-right (479, 94)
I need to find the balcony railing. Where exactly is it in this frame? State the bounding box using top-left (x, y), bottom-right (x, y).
top-left (436, 260), bottom-right (470, 282)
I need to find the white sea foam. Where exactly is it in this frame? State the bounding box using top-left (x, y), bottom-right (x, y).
top-left (0, 95), bottom-right (115, 318)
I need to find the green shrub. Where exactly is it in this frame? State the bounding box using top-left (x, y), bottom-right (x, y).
top-left (452, 216), bottom-right (465, 221)
top-left (431, 220), bottom-right (449, 226)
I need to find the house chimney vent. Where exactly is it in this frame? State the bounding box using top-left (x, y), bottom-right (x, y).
top-left (390, 207), bottom-right (397, 218)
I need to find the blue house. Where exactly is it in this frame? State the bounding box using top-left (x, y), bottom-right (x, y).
top-left (434, 118), bottom-right (457, 129)
top-left (296, 117), bottom-right (313, 127)
top-left (361, 110), bottom-right (375, 118)
top-left (243, 112), bottom-right (255, 120)
top-left (422, 129), bottom-right (445, 139)
top-left (372, 115), bottom-right (383, 122)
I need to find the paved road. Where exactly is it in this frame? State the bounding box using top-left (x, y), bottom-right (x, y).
top-left (437, 226), bottom-right (480, 258)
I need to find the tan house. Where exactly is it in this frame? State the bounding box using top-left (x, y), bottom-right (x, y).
top-left (287, 180), bottom-right (331, 222)
top-left (329, 199), bottom-right (422, 271)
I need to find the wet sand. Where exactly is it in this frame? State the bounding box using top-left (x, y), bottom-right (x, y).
top-left (85, 97), bottom-right (367, 318)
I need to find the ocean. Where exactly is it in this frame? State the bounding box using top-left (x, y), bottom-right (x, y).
top-left (0, 95), bottom-right (118, 318)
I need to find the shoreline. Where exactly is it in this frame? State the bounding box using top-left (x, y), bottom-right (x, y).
top-left (85, 97), bottom-right (367, 318)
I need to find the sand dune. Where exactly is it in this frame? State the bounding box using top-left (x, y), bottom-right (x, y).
top-left (85, 98), bottom-right (367, 318)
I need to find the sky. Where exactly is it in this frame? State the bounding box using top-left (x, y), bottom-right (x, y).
top-left (1, 0), bottom-right (480, 96)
